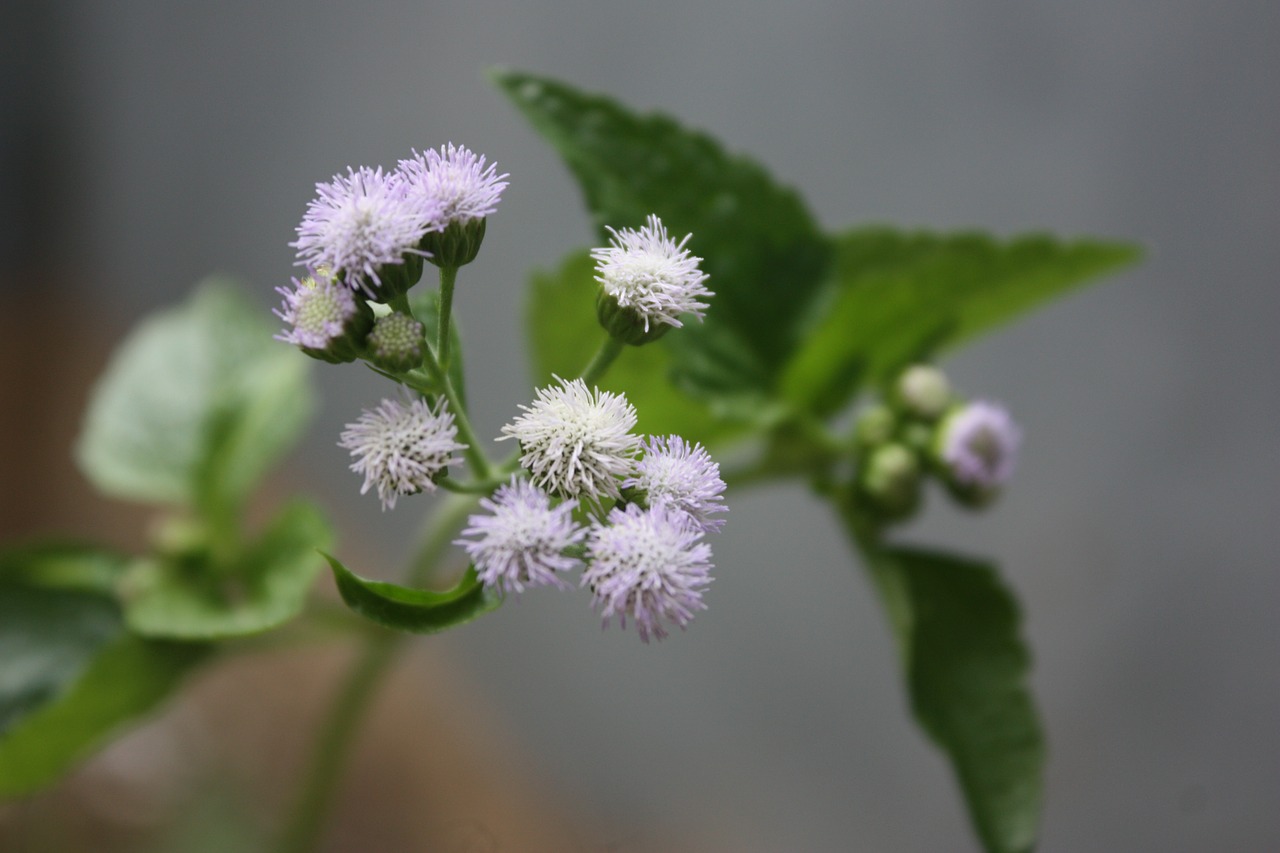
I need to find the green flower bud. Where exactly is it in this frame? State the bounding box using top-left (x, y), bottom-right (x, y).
top-left (859, 442), bottom-right (922, 520)
top-left (894, 364), bottom-right (952, 420)
top-left (365, 312), bottom-right (426, 373)
top-left (854, 404), bottom-right (896, 449)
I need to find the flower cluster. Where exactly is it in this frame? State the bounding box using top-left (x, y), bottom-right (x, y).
top-left (453, 378), bottom-right (729, 642)
top-left (286, 144), bottom-right (507, 304)
top-left (854, 363), bottom-right (1022, 518)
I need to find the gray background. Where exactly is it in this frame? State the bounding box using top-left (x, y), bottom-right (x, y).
top-left (4, 1), bottom-right (1278, 850)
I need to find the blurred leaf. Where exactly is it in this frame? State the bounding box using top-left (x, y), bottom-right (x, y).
top-left (0, 542), bottom-right (128, 595)
top-left (527, 251), bottom-right (756, 445)
top-left (0, 583), bottom-right (121, 735)
top-left (124, 500), bottom-right (332, 640)
top-left (325, 554), bottom-right (500, 634)
top-left (410, 286), bottom-right (467, 408)
top-left (0, 558), bottom-right (205, 797)
top-left (857, 541), bottom-right (1044, 853)
top-left (0, 631), bottom-right (203, 797)
top-left (76, 280), bottom-right (315, 514)
top-left (782, 228), bottom-right (1142, 415)
top-left (493, 69), bottom-right (831, 400)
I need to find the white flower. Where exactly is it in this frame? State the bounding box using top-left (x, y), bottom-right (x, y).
top-left (456, 478), bottom-right (585, 595)
top-left (591, 214), bottom-right (712, 331)
top-left (499, 376), bottom-right (640, 502)
top-left (583, 503), bottom-right (714, 643)
top-left (397, 143), bottom-right (508, 225)
top-left (291, 166), bottom-right (440, 297)
top-left (624, 435), bottom-right (728, 533)
top-left (940, 401), bottom-right (1021, 490)
top-left (339, 397), bottom-right (465, 510)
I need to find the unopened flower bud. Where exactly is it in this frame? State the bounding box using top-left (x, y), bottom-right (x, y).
top-left (364, 312), bottom-right (426, 373)
top-left (860, 442), bottom-right (922, 519)
top-left (895, 364), bottom-right (951, 420)
top-left (854, 404), bottom-right (896, 449)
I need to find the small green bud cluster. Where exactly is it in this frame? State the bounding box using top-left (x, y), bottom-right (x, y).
top-left (852, 364), bottom-right (1021, 522)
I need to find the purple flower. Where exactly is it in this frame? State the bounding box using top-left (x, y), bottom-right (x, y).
top-left (939, 401), bottom-right (1021, 490)
top-left (339, 397), bottom-right (465, 510)
top-left (291, 166), bottom-right (439, 297)
top-left (591, 214), bottom-right (712, 332)
top-left (583, 503), bottom-right (714, 643)
top-left (499, 376), bottom-right (640, 502)
top-left (398, 143), bottom-right (508, 225)
top-left (625, 435), bottom-right (727, 533)
top-left (456, 478), bottom-right (586, 595)
top-left (274, 269), bottom-right (359, 350)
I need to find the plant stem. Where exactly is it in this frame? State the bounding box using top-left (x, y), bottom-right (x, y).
top-left (420, 345), bottom-right (492, 481)
top-left (579, 336), bottom-right (624, 386)
top-left (274, 629), bottom-right (400, 853)
top-left (437, 266), bottom-right (458, 371)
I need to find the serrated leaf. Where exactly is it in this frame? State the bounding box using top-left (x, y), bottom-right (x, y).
top-left (493, 69), bottom-right (831, 399)
top-left (76, 280), bottom-right (315, 514)
top-left (860, 543), bottom-right (1045, 853)
top-left (527, 251), bottom-right (754, 445)
top-left (782, 228), bottom-right (1141, 415)
top-left (123, 500), bottom-right (332, 640)
top-left (325, 553), bottom-right (500, 634)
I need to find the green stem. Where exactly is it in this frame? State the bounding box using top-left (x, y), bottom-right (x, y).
top-left (437, 266), bottom-right (458, 371)
top-left (579, 336), bottom-right (624, 386)
top-left (274, 630), bottom-right (400, 853)
top-left (420, 345), bottom-right (492, 481)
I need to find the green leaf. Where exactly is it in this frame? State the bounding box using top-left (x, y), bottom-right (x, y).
top-left (123, 500), bottom-right (332, 640)
top-left (410, 286), bottom-right (467, 408)
top-left (76, 280), bottom-right (315, 514)
top-left (0, 555), bottom-right (206, 796)
top-left (493, 69), bottom-right (832, 399)
top-left (781, 228), bottom-right (1142, 415)
top-left (860, 543), bottom-right (1044, 853)
top-left (0, 632), bottom-right (203, 797)
top-left (325, 553), bottom-right (500, 634)
top-left (527, 251), bottom-right (757, 445)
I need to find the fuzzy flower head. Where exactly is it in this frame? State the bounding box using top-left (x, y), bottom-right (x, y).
top-left (625, 435), bottom-right (727, 533)
top-left (940, 400), bottom-right (1022, 491)
top-left (398, 143), bottom-right (508, 225)
top-left (583, 503), bottom-right (714, 643)
top-left (591, 214), bottom-right (712, 336)
top-left (338, 397), bottom-right (465, 511)
top-left (274, 268), bottom-right (360, 352)
top-left (499, 377), bottom-right (641, 503)
top-left (292, 166), bottom-right (439, 297)
top-left (456, 478), bottom-right (586, 596)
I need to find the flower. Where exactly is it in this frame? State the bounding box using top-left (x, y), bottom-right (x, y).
top-left (365, 312), bottom-right (425, 373)
top-left (292, 166), bottom-right (439, 297)
top-left (499, 377), bottom-right (640, 502)
top-left (338, 397), bottom-right (465, 510)
top-left (939, 400), bottom-right (1021, 490)
top-left (591, 214), bottom-right (712, 333)
top-left (624, 435), bottom-right (727, 533)
top-left (583, 503), bottom-right (714, 643)
top-left (274, 269), bottom-right (361, 351)
top-left (398, 143), bottom-right (508, 225)
top-left (456, 478), bottom-right (586, 595)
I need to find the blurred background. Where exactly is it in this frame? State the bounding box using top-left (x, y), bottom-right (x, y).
top-left (2, 1), bottom-right (1278, 850)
